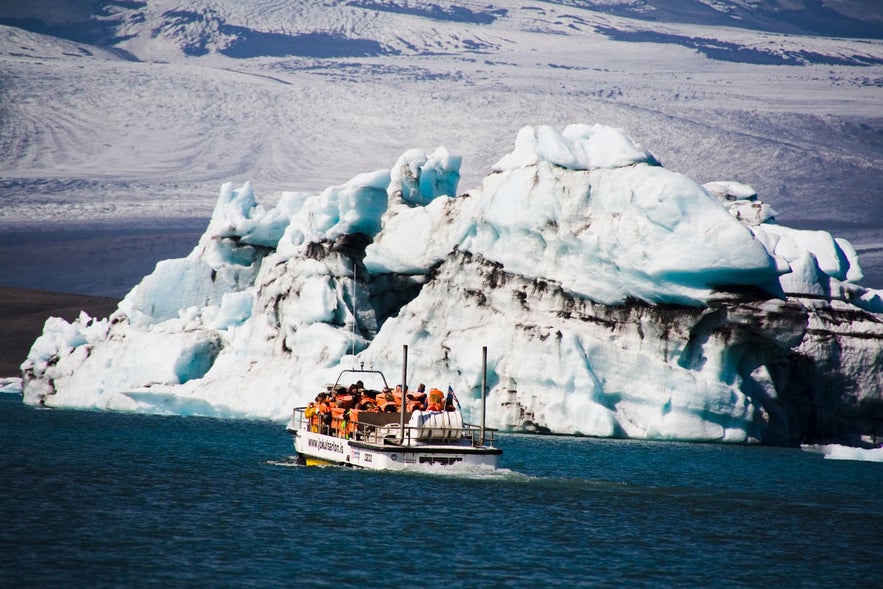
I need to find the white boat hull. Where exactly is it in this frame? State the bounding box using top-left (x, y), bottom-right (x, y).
top-left (292, 428), bottom-right (501, 470)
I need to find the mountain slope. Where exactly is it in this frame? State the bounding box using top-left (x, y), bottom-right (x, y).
top-left (1, 0), bottom-right (882, 298)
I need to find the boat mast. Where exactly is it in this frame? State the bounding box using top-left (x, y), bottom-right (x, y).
top-left (480, 346), bottom-right (487, 446)
top-left (399, 344), bottom-right (408, 444)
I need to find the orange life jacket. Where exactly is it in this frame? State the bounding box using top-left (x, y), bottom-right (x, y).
top-left (356, 397), bottom-right (377, 411)
top-left (335, 394), bottom-right (355, 410)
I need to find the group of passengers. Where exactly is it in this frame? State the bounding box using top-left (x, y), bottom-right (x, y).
top-left (303, 381), bottom-right (456, 437)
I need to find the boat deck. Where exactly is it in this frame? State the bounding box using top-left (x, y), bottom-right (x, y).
top-left (288, 406), bottom-right (499, 449)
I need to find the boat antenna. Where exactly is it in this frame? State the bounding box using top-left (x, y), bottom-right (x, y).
top-left (480, 346), bottom-right (488, 446)
top-left (351, 257), bottom-right (357, 370)
top-left (399, 344), bottom-right (408, 444)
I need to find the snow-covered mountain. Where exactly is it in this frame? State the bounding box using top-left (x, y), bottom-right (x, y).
top-left (20, 124), bottom-right (883, 446)
top-left (1, 1), bottom-right (882, 296)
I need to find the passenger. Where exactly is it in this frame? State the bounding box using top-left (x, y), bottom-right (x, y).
top-left (339, 408), bottom-right (351, 438)
top-left (356, 394), bottom-right (377, 411)
top-left (378, 387), bottom-right (398, 412)
top-left (335, 386), bottom-right (356, 410)
top-left (444, 387), bottom-right (460, 412)
top-left (317, 393), bottom-right (333, 435)
top-left (305, 394), bottom-right (321, 432)
top-left (345, 407), bottom-right (361, 439)
top-left (305, 393), bottom-right (320, 418)
top-left (427, 388), bottom-right (444, 411)
top-left (331, 406), bottom-right (346, 438)
top-left (406, 383), bottom-right (427, 411)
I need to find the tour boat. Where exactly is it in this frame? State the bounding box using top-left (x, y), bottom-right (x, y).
top-left (286, 346), bottom-right (502, 470)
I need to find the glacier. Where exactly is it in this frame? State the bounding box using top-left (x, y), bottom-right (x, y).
top-left (20, 124), bottom-right (883, 446)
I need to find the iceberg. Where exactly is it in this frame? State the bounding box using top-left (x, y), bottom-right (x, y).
top-left (801, 444), bottom-right (883, 463)
top-left (21, 124), bottom-right (883, 446)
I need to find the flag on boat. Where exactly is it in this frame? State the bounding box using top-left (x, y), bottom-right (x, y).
top-left (447, 385), bottom-right (461, 409)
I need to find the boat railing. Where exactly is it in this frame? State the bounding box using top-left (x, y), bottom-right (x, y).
top-left (290, 407), bottom-right (497, 449)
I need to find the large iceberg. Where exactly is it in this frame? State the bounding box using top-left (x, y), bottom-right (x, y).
top-left (21, 124), bottom-right (883, 446)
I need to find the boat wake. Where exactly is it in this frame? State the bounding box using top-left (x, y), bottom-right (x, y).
top-left (266, 454), bottom-right (528, 480)
top-left (265, 455), bottom-right (303, 468)
top-left (399, 462), bottom-right (528, 481)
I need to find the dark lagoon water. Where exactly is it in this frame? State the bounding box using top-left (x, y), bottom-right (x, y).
top-left (2, 393), bottom-right (881, 588)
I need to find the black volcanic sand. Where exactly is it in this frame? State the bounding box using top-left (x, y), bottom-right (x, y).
top-left (0, 287), bottom-right (119, 377)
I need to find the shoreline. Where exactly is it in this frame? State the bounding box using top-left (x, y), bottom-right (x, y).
top-left (0, 286), bottom-right (119, 377)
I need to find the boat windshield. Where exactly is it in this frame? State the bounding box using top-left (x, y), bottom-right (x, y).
top-left (331, 368), bottom-right (390, 394)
